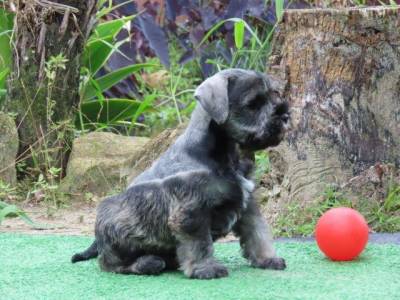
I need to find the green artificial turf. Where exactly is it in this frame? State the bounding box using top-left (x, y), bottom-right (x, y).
top-left (0, 234), bottom-right (400, 300)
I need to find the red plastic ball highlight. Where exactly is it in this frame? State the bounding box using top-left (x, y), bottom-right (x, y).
top-left (315, 207), bottom-right (369, 261)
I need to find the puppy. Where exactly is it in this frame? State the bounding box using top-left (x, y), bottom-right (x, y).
top-left (72, 69), bottom-right (290, 279)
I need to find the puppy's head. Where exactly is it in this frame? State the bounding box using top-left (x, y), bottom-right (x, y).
top-left (194, 68), bottom-right (290, 150)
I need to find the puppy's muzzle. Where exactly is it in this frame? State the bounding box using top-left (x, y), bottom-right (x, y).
top-left (274, 102), bottom-right (291, 131)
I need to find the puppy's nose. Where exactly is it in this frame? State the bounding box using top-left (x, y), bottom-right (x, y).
top-left (281, 113), bottom-right (290, 123)
top-left (274, 102), bottom-right (289, 116)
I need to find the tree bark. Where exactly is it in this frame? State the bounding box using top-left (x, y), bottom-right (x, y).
top-left (265, 6), bottom-right (400, 222)
top-left (2, 0), bottom-right (97, 171)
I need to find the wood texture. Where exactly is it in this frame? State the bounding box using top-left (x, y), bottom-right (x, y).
top-left (266, 6), bottom-right (400, 221)
top-left (3, 0), bottom-right (97, 169)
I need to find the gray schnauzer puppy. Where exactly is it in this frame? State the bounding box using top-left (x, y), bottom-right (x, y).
top-left (71, 68), bottom-right (290, 279)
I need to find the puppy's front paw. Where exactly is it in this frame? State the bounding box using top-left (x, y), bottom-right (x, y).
top-left (190, 262), bottom-right (229, 279)
top-left (252, 257), bottom-right (286, 270)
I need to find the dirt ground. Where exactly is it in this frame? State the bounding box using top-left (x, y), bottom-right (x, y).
top-left (2, 202), bottom-right (400, 246)
top-left (0, 202), bottom-right (237, 241)
top-left (0, 202), bottom-right (97, 236)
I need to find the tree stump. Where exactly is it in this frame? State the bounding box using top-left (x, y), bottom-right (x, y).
top-left (266, 6), bottom-right (400, 223)
top-left (2, 0), bottom-right (97, 171)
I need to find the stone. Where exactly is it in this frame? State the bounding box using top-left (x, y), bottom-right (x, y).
top-left (126, 124), bottom-right (187, 184)
top-left (0, 112), bottom-right (18, 186)
top-left (60, 132), bottom-right (149, 199)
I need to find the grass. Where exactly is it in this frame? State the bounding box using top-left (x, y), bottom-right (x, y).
top-left (1, 234), bottom-right (400, 300)
top-left (273, 184), bottom-right (400, 238)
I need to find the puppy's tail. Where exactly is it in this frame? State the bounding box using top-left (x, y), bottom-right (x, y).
top-left (71, 240), bottom-right (98, 263)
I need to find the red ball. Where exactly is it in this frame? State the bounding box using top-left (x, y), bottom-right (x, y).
top-left (315, 207), bottom-right (369, 261)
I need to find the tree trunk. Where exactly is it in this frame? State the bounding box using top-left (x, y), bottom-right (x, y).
top-left (265, 6), bottom-right (400, 223)
top-left (2, 0), bottom-right (97, 172)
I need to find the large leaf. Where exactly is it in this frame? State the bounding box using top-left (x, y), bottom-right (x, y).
top-left (78, 98), bottom-right (144, 126)
top-left (137, 13), bottom-right (170, 68)
top-left (83, 37), bottom-right (130, 77)
top-left (165, 0), bottom-right (180, 21)
top-left (130, 94), bottom-right (158, 130)
top-left (83, 35), bottom-right (114, 76)
top-left (83, 16), bottom-right (132, 76)
top-left (82, 63), bottom-right (156, 101)
top-left (91, 16), bottom-right (134, 41)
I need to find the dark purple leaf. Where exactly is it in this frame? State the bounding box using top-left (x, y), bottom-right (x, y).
top-left (107, 41), bottom-right (137, 69)
top-left (137, 13), bottom-right (170, 68)
top-left (223, 0), bottom-right (248, 31)
top-left (106, 29), bottom-right (136, 70)
top-left (177, 32), bottom-right (191, 50)
top-left (179, 50), bottom-right (195, 65)
top-left (166, 0), bottom-right (180, 21)
top-left (225, 31), bottom-right (235, 49)
top-left (189, 24), bottom-right (204, 46)
top-left (224, 0), bottom-right (248, 18)
top-left (200, 7), bottom-right (219, 30)
top-left (186, 8), bottom-right (202, 23)
top-left (143, 1), bottom-right (160, 18)
top-left (247, 0), bottom-right (265, 18)
top-left (166, 21), bottom-right (178, 34)
top-left (216, 41), bottom-right (232, 64)
top-left (112, 0), bottom-right (137, 16)
top-left (200, 52), bottom-right (217, 78)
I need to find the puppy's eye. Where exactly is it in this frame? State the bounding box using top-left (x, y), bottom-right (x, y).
top-left (247, 95), bottom-right (265, 110)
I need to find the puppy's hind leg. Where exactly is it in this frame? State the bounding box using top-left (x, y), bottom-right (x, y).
top-left (233, 199), bottom-right (286, 270)
top-left (117, 255), bottom-right (167, 275)
top-left (99, 248), bottom-right (166, 275)
top-left (169, 207), bottom-right (228, 279)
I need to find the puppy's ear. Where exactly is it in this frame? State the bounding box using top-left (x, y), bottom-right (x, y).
top-left (194, 73), bottom-right (229, 124)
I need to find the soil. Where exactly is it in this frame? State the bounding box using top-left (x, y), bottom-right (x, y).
top-left (0, 202), bottom-right (237, 241)
top-left (0, 202), bottom-right (97, 236)
top-left (3, 202), bottom-right (398, 244)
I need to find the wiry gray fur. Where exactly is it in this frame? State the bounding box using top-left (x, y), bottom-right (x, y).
top-left (71, 69), bottom-right (290, 279)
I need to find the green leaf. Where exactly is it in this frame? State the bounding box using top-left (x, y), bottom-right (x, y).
top-left (82, 16), bottom-right (133, 76)
top-left (96, 0), bottom-right (135, 19)
top-left (197, 18), bottom-right (261, 50)
top-left (0, 67), bottom-right (8, 80)
top-left (90, 16), bottom-right (133, 41)
top-left (83, 36), bottom-right (120, 76)
top-left (82, 63), bottom-right (156, 101)
top-left (78, 98), bottom-right (146, 127)
top-left (0, 204), bottom-right (19, 224)
top-left (275, 0), bottom-right (284, 22)
top-left (0, 201), bottom-right (50, 229)
top-left (0, 10), bottom-right (13, 89)
top-left (384, 186), bottom-right (400, 212)
top-left (234, 20), bottom-right (245, 49)
top-left (130, 94), bottom-right (158, 128)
